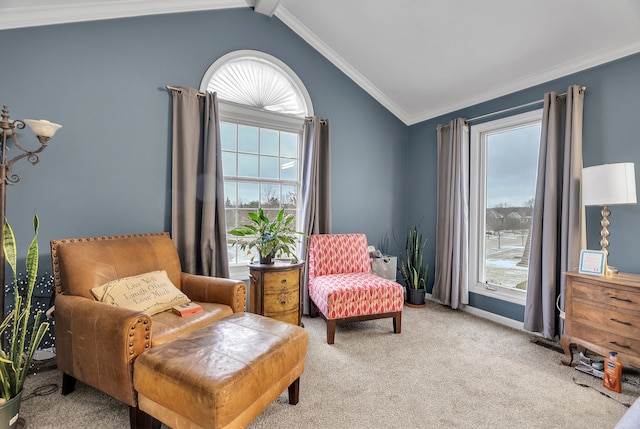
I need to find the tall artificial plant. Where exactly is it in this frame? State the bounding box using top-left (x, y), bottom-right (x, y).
top-left (0, 214), bottom-right (50, 401)
top-left (397, 225), bottom-right (429, 290)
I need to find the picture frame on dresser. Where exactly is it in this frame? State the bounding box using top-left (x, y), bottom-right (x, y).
top-left (578, 249), bottom-right (606, 276)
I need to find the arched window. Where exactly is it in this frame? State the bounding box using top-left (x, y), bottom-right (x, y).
top-left (200, 50), bottom-right (312, 273)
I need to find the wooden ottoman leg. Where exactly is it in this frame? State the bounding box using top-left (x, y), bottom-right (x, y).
top-left (393, 311), bottom-right (402, 334)
top-left (288, 378), bottom-right (300, 405)
top-left (61, 373), bottom-right (77, 395)
top-left (327, 319), bottom-right (336, 345)
top-left (130, 406), bottom-right (161, 429)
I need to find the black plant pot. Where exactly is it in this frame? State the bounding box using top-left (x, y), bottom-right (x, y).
top-left (259, 253), bottom-right (275, 265)
top-left (406, 287), bottom-right (426, 307)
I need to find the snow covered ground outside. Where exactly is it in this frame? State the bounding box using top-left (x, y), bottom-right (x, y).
top-left (485, 233), bottom-right (528, 289)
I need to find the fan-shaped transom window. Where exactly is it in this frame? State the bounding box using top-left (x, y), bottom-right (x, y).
top-left (201, 50), bottom-right (312, 117)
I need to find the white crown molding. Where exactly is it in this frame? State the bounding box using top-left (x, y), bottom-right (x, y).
top-left (407, 36), bottom-right (640, 125)
top-left (275, 6), bottom-right (412, 125)
top-left (0, 0), bottom-right (247, 30)
top-left (253, 0), bottom-right (281, 17)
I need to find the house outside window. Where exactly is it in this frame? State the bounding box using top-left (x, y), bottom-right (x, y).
top-left (469, 109), bottom-right (542, 305)
top-left (200, 50), bottom-right (313, 279)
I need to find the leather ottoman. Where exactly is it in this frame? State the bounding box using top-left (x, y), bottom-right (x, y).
top-left (133, 312), bottom-right (308, 429)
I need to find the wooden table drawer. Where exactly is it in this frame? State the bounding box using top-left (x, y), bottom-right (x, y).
top-left (572, 301), bottom-right (640, 339)
top-left (570, 322), bottom-right (640, 356)
top-left (572, 279), bottom-right (640, 311)
top-left (264, 307), bottom-right (299, 325)
top-left (263, 281), bottom-right (299, 313)
top-left (264, 270), bottom-right (299, 289)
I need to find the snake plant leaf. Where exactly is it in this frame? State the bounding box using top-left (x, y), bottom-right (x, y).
top-left (2, 222), bottom-right (17, 287)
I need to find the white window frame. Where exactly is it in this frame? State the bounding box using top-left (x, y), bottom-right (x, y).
top-left (469, 109), bottom-right (542, 305)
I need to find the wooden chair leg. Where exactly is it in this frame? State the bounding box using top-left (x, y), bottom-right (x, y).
top-left (130, 406), bottom-right (161, 429)
top-left (61, 373), bottom-right (77, 395)
top-left (326, 319), bottom-right (336, 344)
top-left (393, 311), bottom-right (402, 334)
top-left (309, 300), bottom-right (319, 318)
top-left (288, 378), bottom-right (300, 405)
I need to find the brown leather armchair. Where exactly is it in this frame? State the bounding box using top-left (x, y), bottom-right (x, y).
top-left (50, 232), bottom-right (246, 415)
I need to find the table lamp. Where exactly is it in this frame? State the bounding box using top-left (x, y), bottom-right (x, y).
top-left (582, 162), bottom-right (637, 275)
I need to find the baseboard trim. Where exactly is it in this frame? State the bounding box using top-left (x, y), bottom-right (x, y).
top-left (426, 292), bottom-right (525, 332)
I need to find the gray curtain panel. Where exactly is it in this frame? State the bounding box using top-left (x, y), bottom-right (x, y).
top-left (170, 86), bottom-right (229, 278)
top-left (524, 85), bottom-right (585, 340)
top-left (300, 116), bottom-right (331, 314)
top-left (433, 118), bottom-right (469, 309)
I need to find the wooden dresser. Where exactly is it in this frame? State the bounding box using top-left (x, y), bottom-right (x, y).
top-left (562, 271), bottom-right (640, 368)
top-left (249, 262), bottom-right (304, 326)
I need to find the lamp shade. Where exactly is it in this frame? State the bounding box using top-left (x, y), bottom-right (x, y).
top-left (23, 119), bottom-right (62, 138)
top-left (582, 162), bottom-right (637, 206)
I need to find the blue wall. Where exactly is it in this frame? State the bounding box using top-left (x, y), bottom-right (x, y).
top-left (3, 6), bottom-right (640, 323)
top-left (0, 7), bottom-right (407, 273)
top-left (409, 52), bottom-right (640, 320)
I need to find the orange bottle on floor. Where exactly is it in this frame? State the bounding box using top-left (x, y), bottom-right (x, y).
top-left (603, 351), bottom-right (622, 393)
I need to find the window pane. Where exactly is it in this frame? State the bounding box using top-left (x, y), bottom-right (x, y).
top-left (261, 184), bottom-right (280, 207)
top-left (280, 132), bottom-right (298, 157)
top-left (260, 156), bottom-right (279, 179)
top-left (227, 242), bottom-right (238, 264)
top-left (222, 151), bottom-right (236, 176)
top-left (238, 153), bottom-right (258, 177)
top-left (280, 159), bottom-right (298, 181)
top-left (220, 122), bottom-right (237, 151)
top-left (224, 181), bottom-right (236, 207)
top-left (238, 125), bottom-right (258, 153)
top-left (238, 182), bottom-right (259, 207)
top-left (260, 129), bottom-right (279, 156)
top-left (483, 124), bottom-right (540, 290)
top-left (225, 208), bottom-right (237, 229)
top-left (282, 185), bottom-right (297, 208)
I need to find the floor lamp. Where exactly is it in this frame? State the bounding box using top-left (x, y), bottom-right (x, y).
top-left (0, 105), bottom-right (61, 318)
top-left (582, 162), bottom-right (637, 275)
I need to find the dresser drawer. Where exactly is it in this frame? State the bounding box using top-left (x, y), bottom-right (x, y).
top-left (570, 322), bottom-right (640, 357)
top-left (264, 270), bottom-right (300, 289)
top-left (264, 307), bottom-right (299, 325)
top-left (263, 280), bottom-right (299, 312)
top-left (572, 279), bottom-right (640, 312)
top-left (572, 301), bottom-right (640, 339)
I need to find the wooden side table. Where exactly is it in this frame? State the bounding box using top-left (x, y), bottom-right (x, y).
top-left (249, 261), bottom-right (304, 326)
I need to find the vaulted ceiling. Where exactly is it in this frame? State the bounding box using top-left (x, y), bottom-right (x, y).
top-left (3, 0), bottom-right (640, 125)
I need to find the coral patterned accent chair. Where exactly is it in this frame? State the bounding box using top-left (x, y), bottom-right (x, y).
top-left (307, 233), bottom-right (403, 344)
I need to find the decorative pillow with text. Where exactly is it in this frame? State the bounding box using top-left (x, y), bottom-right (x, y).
top-left (91, 270), bottom-right (190, 315)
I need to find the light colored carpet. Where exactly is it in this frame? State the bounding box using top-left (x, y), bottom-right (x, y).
top-left (20, 302), bottom-right (639, 428)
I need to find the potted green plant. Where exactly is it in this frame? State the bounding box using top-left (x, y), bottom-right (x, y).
top-left (397, 224), bottom-right (429, 307)
top-left (0, 214), bottom-right (50, 428)
top-left (228, 208), bottom-right (305, 264)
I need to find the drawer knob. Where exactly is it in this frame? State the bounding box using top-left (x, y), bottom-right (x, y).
top-left (609, 341), bottom-right (632, 350)
top-left (280, 300), bottom-right (287, 305)
top-left (281, 279), bottom-right (287, 284)
top-left (610, 318), bottom-right (633, 326)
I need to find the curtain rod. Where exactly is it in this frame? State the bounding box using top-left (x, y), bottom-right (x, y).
top-left (305, 117), bottom-right (328, 125)
top-left (166, 85), bottom-right (206, 98)
top-left (467, 86), bottom-right (587, 123)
